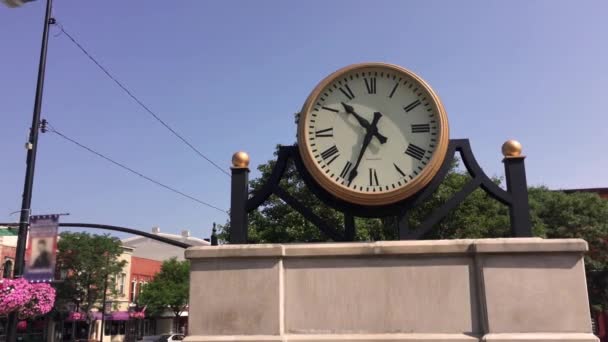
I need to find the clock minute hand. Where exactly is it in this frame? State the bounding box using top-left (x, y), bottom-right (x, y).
top-left (348, 131), bottom-right (373, 184)
top-left (348, 111), bottom-right (384, 183)
top-left (341, 102), bottom-right (388, 144)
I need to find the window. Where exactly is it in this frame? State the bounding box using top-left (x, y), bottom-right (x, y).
top-left (106, 321), bottom-right (126, 336)
top-left (116, 273), bottom-right (126, 295)
top-left (130, 281), bottom-right (137, 302)
top-left (143, 319), bottom-right (156, 336)
top-left (3, 259), bottom-right (13, 278)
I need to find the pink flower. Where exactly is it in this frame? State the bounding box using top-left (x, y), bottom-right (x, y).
top-left (18, 283), bottom-right (56, 319)
top-left (16, 320), bottom-right (27, 332)
top-left (69, 311), bottom-right (84, 320)
top-left (129, 311), bottom-right (145, 319)
top-left (0, 279), bottom-right (56, 319)
top-left (0, 279), bottom-right (31, 315)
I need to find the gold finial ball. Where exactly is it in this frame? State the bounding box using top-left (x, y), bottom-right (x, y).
top-left (502, 140), bottom-right (523, 157)
top-left (232, 151), bottom-right (250, 168)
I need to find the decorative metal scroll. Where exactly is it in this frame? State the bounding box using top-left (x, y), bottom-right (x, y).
top-left (229, 139), bottom-right (532, 243)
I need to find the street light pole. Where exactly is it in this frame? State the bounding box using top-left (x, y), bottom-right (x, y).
top-left (99, 254), bottom-right (110, 342)
top-left (6, 0), bottom-right (54, 341)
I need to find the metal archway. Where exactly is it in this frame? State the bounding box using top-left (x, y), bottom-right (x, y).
top-left (0, 222), bottom-right (193, 248)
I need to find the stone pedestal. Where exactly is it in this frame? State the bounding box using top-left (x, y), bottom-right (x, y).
top-left (185, 238), bottom-right (597, 342)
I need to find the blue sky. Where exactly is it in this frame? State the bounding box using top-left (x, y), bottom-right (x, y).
top-left (1, 0), bottom-right (607, 239)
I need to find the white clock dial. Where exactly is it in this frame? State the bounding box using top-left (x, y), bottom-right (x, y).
top-left (298, 63), bottom-right (449, 205)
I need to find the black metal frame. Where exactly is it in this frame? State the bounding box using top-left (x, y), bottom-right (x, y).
top-left (230, 139), bottom-right (532, 243)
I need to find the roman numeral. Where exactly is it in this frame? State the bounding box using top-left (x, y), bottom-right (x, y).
top-left (369, 168), bottom-right (379, 186)
top-left (388, 83), bottom-right (399, 98)
top-left (364, 77), bottom-right (376, 94)
top-left (339, 84), bottom-right (355, 100)
top-left (411, 124), bottom-right (430, 133)
top-left (405, 143), bottom-right (426, 161)
top-left (394, 163), bottom-right (406, 177)
top-left (340, 161), bottom-right (352, 179)
top-left (321, 106), bottom-right (339, 113)
top-left (404, 99), bottom-right (421, 112)
top-left (320, 145), bottom-right (339, 165)
top-left (315, 127), bottom-right (333, 137)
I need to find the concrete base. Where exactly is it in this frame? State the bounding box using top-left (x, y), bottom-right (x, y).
top-left (185, 239), bottom-right (597, 342)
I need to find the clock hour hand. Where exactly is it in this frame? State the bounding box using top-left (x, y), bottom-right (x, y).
top-left (341, 102), bottom-right (388, 144)
top-left (348, 111), bottom-right (384, 183)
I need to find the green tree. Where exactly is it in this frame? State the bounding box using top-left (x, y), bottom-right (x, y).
top-left (528, 187), bottom-right (608, 311)
top-left (218, 147), bottom-right (608, 310)
top-left (138, 258), bottom-right (190, 333)
top-left (55, 232), bottom-right (127, 313)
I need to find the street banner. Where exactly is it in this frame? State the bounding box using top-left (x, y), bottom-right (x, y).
top-left (1, 0), bottom-right (36, 8)
top-left (24, 214), bottom-right (59, 282)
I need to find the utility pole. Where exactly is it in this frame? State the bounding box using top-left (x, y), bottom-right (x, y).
top-left (6, 0), bottom-right (54, 341)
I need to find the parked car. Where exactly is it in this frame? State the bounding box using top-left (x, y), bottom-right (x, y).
top-left (158, 334), bottom-right (185, 342)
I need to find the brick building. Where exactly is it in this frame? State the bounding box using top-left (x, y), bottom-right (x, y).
top-left (129, 256), bottom-right (161, 303)
top-left (86, 227), bottom-right (209, 341)
top-left (121, 227), bottom-right (210, 337)
top-left (562, 187), bottom-right (608, 200)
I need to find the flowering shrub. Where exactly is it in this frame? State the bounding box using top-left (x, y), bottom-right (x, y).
top-left (19, 282), bottom-right (56, 319)
top-left (129, 311), bottom-right (145, 319)
top-left (0, 278), bottom-right (31, 315)
top-left (16, 320), bottom-right (27, 332)
top-left (68, 311), bottom-right (85, 320)
top-left (0, 278), bottom-right (56, 319)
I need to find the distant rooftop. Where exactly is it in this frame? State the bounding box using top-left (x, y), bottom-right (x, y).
top-left (559, 187), bottom-right (608, 199)
top-left (121, 226), bottom-right (210, 246)
top-left (0, 226), bottom-right (18, 236)
top-left (121, 226), bottom-right (209, 261)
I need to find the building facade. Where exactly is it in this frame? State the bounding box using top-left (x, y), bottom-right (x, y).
top-left (121, 227), bottom-right (209, 337)
top-left (2, 225), bottom-right (209, 341)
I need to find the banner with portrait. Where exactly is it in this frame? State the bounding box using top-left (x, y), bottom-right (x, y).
top-left (24, 214), bottom-right (59, 282)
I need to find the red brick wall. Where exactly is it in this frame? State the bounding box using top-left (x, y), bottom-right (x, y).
top-left (131, 256), bottom-right (161, 280)
top-left (130, 256), bottom-right (162, 302)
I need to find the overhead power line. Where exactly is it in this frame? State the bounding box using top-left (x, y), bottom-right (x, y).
top-left (56, 23), bottom-right (230, 177)
top-left (45, 123), bottom-right (228, 214)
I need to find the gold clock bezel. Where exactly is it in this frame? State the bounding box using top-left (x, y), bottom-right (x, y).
top-left (297, 62), bottom-right (450, 206)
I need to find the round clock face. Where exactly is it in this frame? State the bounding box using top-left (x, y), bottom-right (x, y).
top-left (297, 63), bottom-right (449, 205)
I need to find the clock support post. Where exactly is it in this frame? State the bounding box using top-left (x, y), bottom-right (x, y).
top-left (344, 213), bottom-right (355, 241)
top-left (230, 153), bottom-right (250, 244)
top-left (503, 148), bottom-right (532, 237)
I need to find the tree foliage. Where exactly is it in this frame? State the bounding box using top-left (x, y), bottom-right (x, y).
top-left (218, 147), bottom-right (608, 310)
top-left (55, 232), bottom-right (127, 313)
top-left (138, 258), bottom-right (189, 330)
